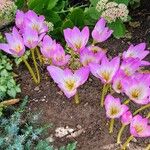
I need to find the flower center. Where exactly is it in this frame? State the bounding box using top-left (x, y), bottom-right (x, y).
top-left (101, 71), bottom-right (111, 82)
top-left (15, 45), bottom-right (22, 52)
top-left (117, 82), bottom-right (122, 91)
top-left (65, 79), bottom-right (76, 91)
top-left (110, 107), bottom-right (119, 116)
top-left (134, 124), bottom-right (143, 133)
top-left (131, 89), bottom-right (140, 99)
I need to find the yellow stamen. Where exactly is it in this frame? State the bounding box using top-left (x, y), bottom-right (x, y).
top-left (65, 79), bottom-right (76, 91)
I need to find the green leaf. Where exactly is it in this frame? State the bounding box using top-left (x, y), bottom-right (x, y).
top-left (69, 8), bottom-right (84, 27)
top-left (115, 0), bottom-right (129, 5)
top-left (90, 0), bottom-right (100, 6)
top-left (15, 0), bottom-right (25, 9)
top-left (45, 11), bottom-right (61, 23)
top-left (108, 20), bottom-right (126, 39)
top-left (62, 19), bottom-right (74, 30)
top-left (47, 0), bottom-right (59, 10)
top-left (7, 88), bottom-right (17, 98)
top-left (66, 142), bottom-right (77, 150)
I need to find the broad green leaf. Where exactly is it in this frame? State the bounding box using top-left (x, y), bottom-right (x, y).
top-left (90, 0), bottom-right (100, 6)
top-left (15, 0), bottom-right (25, 9)
top-left (108, 20), bottom-right (126, 39)
top-left (45, 11), bottom-right (61, 23)
top-left (115, 0), bottom-right (129, 5)
top-left (69, 8), bottom-right (84, 27)
top-left (47, 0), bottom-right (59, 10)
top-left (62, 19), bottom-right (74, 30)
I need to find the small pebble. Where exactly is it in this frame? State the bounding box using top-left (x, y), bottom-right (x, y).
top-left (34, 86), bottom-right (40, 91)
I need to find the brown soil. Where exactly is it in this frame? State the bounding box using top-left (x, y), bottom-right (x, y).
top-left (16, 5), bottom-right (150, 150)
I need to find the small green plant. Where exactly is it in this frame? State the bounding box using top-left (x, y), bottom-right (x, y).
top-left (0, 97), bottom-right (77, 150)
top-left (0, 52), bottom-right (21, 100)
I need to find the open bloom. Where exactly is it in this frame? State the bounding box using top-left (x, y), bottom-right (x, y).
top-left (123, 43), bottom-right (149, 66)
top-left (0, 27), bottom-right (25, 57)
top-left (64, 26), bottom-right (89, 53)
top-left (92, 18), bottom-right (113, 43)
top-left (104, 95), bottom-right (129, 118)
top-left (130, 115), bottom-right (150, 137)
top-left (89, 56), bottom-right (120, 84)
top-left (112, 70), bottom-right (128, 93)
top-left (121, 111), bottom-right (133, 125)
top-left (120, 58), bottom-right (141, 76)
top-left (122, 75), bottom-right (150, 105)
top-left (51, 44), bottom-right (70, 67)
top-left (80, 48), bottom-right (104, 67)
top-left (23, 27), bottom-right (39, 49)
top-left (47, 66), bottom-right (89, 98)
top-left (40, 35), bottom-right (56, 58)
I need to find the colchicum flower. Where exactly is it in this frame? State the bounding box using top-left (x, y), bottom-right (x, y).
top-left (105, 95), bottom-right (129, 119)
top-left (121, 110), bottom-right (133, 125)
top-left (120, 58), bottom-right (141, 76)
top-left (80, 48), bottom-right (104, 67)
top-left (51, 44), bottom-right (70, 67)
top-left (40, 35), bottom-right (56, 59)
top-left (15, 10), bottom-right (25, 29)
top-left (130, 115), bottom-right (150, 137)
top-left (64, 26), bottom-right (89, 53)
top-left (47, 66), bottom-right (89, 98)
top-left (0, 27), bottom-right (25, 57)
top-left (122, 43), bottom-right (150, 66)
top-left (89, 56), bottom-right (120, 84)
top-left (122, 74), bottom-right (150, 105)
top-left (92, 18), bottom-right (113, 43)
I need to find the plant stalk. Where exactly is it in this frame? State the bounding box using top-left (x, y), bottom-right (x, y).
top-left (74, 92), bottom-right (80, 104)
top-left (117, 124), bottom-right (126, 144)
top-left (121, 135), bottom-right (134, 150)
top-left (101, 84), bottom-right (108, 107)
top-left (145, 144), bottom-right (150, 150)
top-left (22, 56), bottom-right (38, 84)
top-left (35, 47), bottom-right (42, 63)
top-left (31, 49), bottom-right (40, 84)
top-left (123, 99), bottom-right (130, 105)
top-left (133, 103), bottom-right (150, 115)
top-left (109, 118), bottom-right (115, 133)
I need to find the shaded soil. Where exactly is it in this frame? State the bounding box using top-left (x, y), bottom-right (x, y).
top-left (16, 4), bottom-right (150, 150)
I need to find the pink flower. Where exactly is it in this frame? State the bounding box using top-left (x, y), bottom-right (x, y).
top-left (80, 48), bottom-right (103, 67)
top-left (123, 43), bottom-right (149, 61)
top-left (130, 115), bottom-right (150, 137)
top-left (120, 58), bottom-right (141, 76)
top-left (92, 18), bottom-right (113, 43)
top-left (51, 44), bottom-right (70, 67)
top-left (104, 95), bottom-right (129, 119)
top-left (64, 26), bottom-right (89, 53)
top-left (121, 111), bottom-right (133, 125)
top-left (40, 35), bottom-right (56, 58)
top-left (15, 10), bottom-right (25, 29)
top-left (87, 45), bottom-right (106, 57)
top-left (89, 56), bottom-right (120, 84)
top-left (112, 70), bottom-right (128, 94)
top-left (0, 27), bottom-right (25, 57)
top-left (23, 27), bottom-right (39, 49)
top-left (47, 66), bottom-right (90, 98)
top-left (122, 75), bottom-right (150, 105)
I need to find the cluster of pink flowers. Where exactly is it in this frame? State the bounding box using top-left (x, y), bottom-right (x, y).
top-left (0, 10), bottom-right (150, 148)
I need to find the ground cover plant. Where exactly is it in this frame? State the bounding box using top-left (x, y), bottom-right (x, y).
top-left (0, 0), bottom-right (150, 149)
top-left (0, 8), bottom-right (150, 149)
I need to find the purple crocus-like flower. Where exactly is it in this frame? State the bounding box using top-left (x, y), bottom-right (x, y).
top-left (87, 45), bottom-right (106, 57)
top-left (130, 115), bottom-right (150, 137)
top-left (47, 66), bottom-right (90, 98)
top-left (104, 95), bottom-right (129, 119)
top-left (89, 56), bottom-right (120, 84)
top-left (80, 48), bottom-right (103, 67)
top-left (23, 27), bottom-right (39, 49)
top-left (24, 10), bottom-right (48, 34)
top-left (112, 70), bottom-right (128, 94)
top-left (40, 35), bottom-right (56, 59)
top-left (123, 43), bottom-right (149, 60)
top-left (92, 18), bottom-right (113, 43)
top-left (121, 111), bottom-right (133, 125)
top-left (120, 58), bottom-right (141, 76)
top-left (64, 26), bottom-right (89, 53)
top-left (15, 10), bottom-right (25, 29)
top-left (122, 74), bottom-right (150, 105)
top-left (0, 27), bottom-right (25, 57)
top-left (51, 44), bottom-right (70, 67)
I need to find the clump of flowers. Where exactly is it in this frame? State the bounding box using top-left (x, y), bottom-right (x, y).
top-left (0, 9), bottom-right (150, 149)
top-left (0, 0), bottom-right (17, 27)
top-left (96, 0), bottom-right (129, 23)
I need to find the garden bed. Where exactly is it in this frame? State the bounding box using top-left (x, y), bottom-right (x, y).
top-left (16, 5), bottom-right (150, 150)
